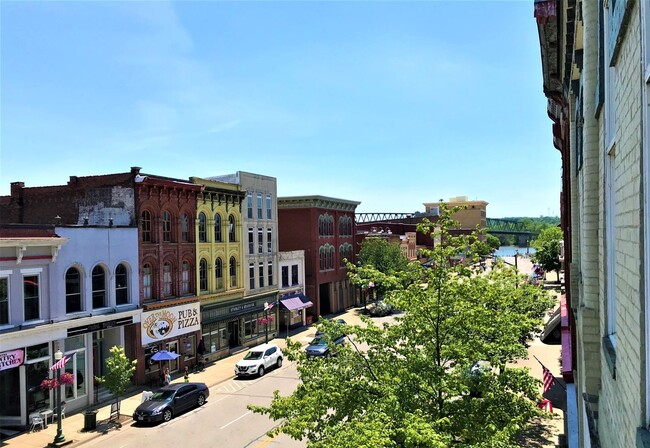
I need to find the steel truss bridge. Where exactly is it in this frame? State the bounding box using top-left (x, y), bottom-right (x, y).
top-left (354, 213), bottom-right (537, 238)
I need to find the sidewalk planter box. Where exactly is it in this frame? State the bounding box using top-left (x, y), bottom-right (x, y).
top-left (83, 410), bottom-right (97, 431)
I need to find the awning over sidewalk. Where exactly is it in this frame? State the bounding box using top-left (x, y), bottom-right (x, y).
top-left (280, 293), bottom-right (313, 311)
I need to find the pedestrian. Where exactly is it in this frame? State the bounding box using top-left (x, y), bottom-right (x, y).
top-left (184, 366), bottom-right (189, 383)
top-left (162, 367), bottom-right (171, 386)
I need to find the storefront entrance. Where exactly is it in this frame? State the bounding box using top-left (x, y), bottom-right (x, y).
top-left (167, 341), bottom-right (179, 373)
top-left (227, 321), bottom-right (240, 348)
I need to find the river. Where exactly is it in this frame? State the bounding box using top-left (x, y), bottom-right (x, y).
top-left (494, 245), bottom-right (535, 257)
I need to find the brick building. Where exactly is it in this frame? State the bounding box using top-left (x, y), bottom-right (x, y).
top-left (278, 195), bottom-right (360, 319)
top-left (534, 1), bottom-right (650, 446)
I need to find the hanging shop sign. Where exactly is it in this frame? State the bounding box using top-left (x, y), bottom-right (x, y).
top-left (141, 302), bottom-right (201, 345)
top-left (0, 349), bottom-right (25, 371)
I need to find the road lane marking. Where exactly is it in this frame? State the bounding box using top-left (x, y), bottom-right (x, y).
top-left (220, 410), bottom-right (251, 429)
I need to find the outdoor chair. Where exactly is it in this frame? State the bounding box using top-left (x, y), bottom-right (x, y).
top-left (30, 415), bottom-right (45, 432)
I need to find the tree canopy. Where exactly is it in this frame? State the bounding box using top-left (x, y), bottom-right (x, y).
top-left (531, 226), bottom-right (563, 277)
top-left (250, 205), bottom-right (555, 447)
top-left (95, 345), bottom-right (136, 408)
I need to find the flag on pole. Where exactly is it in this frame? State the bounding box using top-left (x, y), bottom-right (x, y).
top-left (264, 302), bottom-right (274, 311)
top-left (50, 355), bottom-right (68, 371)
top-left (542, 365), bottom-right (556, 393)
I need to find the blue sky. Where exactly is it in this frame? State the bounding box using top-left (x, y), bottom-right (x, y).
top-left (1, 1), bottom-right (560, 218)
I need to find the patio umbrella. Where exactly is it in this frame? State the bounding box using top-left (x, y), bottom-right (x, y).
top-left (151, 350), bottom-right (181, 376)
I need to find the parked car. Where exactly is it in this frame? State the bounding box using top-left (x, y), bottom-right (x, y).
top-left (234, 343), bottom-right (283, 377)
top-left (305, 334), bottom-right (346, 358)
top-left (368, 300), bottom-right (393, 317)
top-left (132, 382), bottom-right (209, 424)
top-left (315, 318), bottom-right (347, 337)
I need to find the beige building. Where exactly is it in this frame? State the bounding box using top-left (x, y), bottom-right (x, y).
top-left (423, 196), bottom-right (488, 230)
top-left (534, 1), bottom-right (650, 447)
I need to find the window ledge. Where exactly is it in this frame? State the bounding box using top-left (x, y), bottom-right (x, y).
top-left (602, 336), bottom-right (617, 379)
top-left (637, 428), bottom-right (650, 448)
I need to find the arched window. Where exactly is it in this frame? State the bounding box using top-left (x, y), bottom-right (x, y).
top-left (65, 267), bottom-right (82, 313)
top-left (141, 210), bottom-right (151, 242)
top-left (228, 215), bottom-right (236, 242)
top-left (318, 215), bottom-right (325, 236)
top-left (229, 256), bottom-right (237, 287)
top-left (181, 261), bottom-right (190, 294)
top-left (319, 246), bottom-right (326, 271)
top-left (143, 264), bottom-right (153, 300)
top-left (163, 262), bottom-right (173, 296)
top-left (181, 213), bottom-right (189, 242)
top-left (199, 259), bottom-right (208, 292)
top-left (327, 215), bottom-right (334, 236)
top-left (214, 214), bottom-right (222, 242)
top-left (162, 211), bottom-right (172, 242)
top-left (198, 213), bottom-right (207, 243)
top-left (215, 258), bottom-right (223, 290)
top-left (92, 265), bottom-right (106, 309)
top-left (115, 264), bottom-right (128, 305)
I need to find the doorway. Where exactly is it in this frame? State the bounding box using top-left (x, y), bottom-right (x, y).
top-left (167, 341), bottom-right (179, 373)
top-left (227, 321), bottom-right (240, 348)
top-left (319, 283), bottom-right (331, 316)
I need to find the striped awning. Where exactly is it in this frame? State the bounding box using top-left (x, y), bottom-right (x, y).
top-left (280, 294), bottom-right (313, 311)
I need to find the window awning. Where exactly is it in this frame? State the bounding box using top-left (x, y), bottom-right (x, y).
top-left (280, 294), bottom-right (313, 311)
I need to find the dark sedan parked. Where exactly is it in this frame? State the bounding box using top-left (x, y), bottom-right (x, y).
top-left (133, 382), bottom-right (209, 424)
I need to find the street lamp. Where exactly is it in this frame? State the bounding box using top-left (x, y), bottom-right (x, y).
top-left (53, 348), bottom-right (65, 444)
top-left (514, 250), bottom-right (519, 289)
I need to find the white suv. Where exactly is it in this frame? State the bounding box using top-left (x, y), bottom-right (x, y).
top-left (234, 343), bottom-right (283, 377)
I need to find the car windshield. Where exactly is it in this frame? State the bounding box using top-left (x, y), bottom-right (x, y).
top-left (244, 350), bottom-right (263, 360)
top-left (150, 390), bottom-right (175, 401)
top-left (309, 337), bottom-right (327, 346)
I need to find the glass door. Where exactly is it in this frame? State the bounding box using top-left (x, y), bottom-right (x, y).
top-left (167, 341), bottom-right (179, 373)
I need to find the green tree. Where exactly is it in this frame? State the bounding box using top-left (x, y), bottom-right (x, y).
top-left (486, 233), bottom-right (501, 252)
top-left (531, 226), bottom-right (563, 279)
top-left (95, 346), bottom-right (136, 415)
top-left (251, 204), bottom-right (555, 447)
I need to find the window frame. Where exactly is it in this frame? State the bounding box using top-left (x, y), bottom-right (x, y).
top-left (281, 266), bottom-right (289, 288)
top-left (266, 194), bottom-right (272, 220)
top-left (141, 210), bottom-right (152, 243)
top-left (143, 264), bottom-right (153, 301)
top-left (258, 262), bottom-right (264, 288)
top-left (291, 265), bottom-right (299, 286)
top-left (214, 214), bottom-right (222, 242)
top-left (215, 258), bottom-right (223, 291)
top-left (91, 265), bottom-right (107, 309)
top-left (65, 267), bottom-right (83, 314)
top-left (199, 259), bottom-right (208, 292)
top-left (198, 213), bottom-right (207, 243)
top-left (162, 210), bottom-right (172, 242)
top-left (229, 257), bottom-right (237, 287)
top-left (248, 228), bottom-right (254, 254)
top-left (181, 213), bottom-right (189, 242)
top-left (267, 228), bottom-right (272, 253)
top-left (115, 263), bottom-right (129, 305)
top-left (247, 193), bottom-right (253, 219)
top-left (257, 193), bottom-right (263, 219)
top-left (257, 228), bottom-right (263, 254)
top-left (249, 263), bottom-right (255, 290)
top-left (228, 215), bottom-right (236, 242)
top-left (181, 261), bottom-right (190, 295)
top-left (267, 261), bottom-right (273, 287)
top-left (163, 262), bottom-right (173, 297)
top-left (23, 271), bottom-right (41, 321)
top-left (0, 275), bottom-right (8, 325)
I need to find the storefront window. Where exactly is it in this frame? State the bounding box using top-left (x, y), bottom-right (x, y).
top-left (145, 346), bottom-right (161, 375)
top-left (244, 318), bottom-right (259, 339)
top-left (26, 359), bottom-right (51, 413)
top-left (0, 366), bottom-right (20, 416)
top-left (204, 323), bottom-right (228, 353)
top-left (64, 336), bottom-right (87, 399)
top-left (183, 335), bottom-right (195, 361)
top-left (26, 342), bottom-right (49, 360)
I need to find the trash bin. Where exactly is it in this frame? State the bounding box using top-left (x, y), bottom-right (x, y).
top-left (83, 410), bottom-right (97, 431)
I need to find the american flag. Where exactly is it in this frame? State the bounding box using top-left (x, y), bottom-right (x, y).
top-left (542, 365), bottom-right (555, 393)
top-left (264, 302), bottom-right (274, 311)
top-left (50, 355), bottom-right (68, 371)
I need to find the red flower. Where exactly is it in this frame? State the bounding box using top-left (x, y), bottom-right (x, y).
top-left (60, 372), bottom-right (75, 385)
top-left (40, 377), bottom-right (60, 390)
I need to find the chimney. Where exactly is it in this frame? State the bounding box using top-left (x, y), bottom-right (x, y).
top-left (69, 176), bottom-right (78, 186)
top-left (10, 182), bottom-right (25, 203)
top-left (131, 167), bottom-right (142, 175)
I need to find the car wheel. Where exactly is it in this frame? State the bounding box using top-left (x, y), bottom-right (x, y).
top-left (197, 394), bottom-right (205, 407)
top-left (325, 351), bottom-right (331, 358)
top-left (163, 409), bottom-right (173, 422)
top-left (276, 357), bottom-right (283, 368)
top-left (258, 366), bottom-right (265, 377)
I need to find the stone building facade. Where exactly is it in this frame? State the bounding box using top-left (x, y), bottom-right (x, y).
top-left (534, 0), bottom-right (650, 446)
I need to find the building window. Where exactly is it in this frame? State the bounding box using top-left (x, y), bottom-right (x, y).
top-left (182, 261), bottom-right (190, 294)
top-left (162, 211), bottom-right (172, 242)
top-left (340, 243), bottom-right (353, 267)
top-left (258, 228), bottom-right (263, 254)
top-left (65, 268), bottom-right (82, 313)
top-left (181, 213), bottom-right (189, 242)
top-left (267, 228), bottom-right (272, 253)
top-left (318, 213), bottom-right (334, 237)
top-left (199, 259), bottom-right (208, 292)
top-left (215, 258), bottom-right (223, 290)
top-left (163, 262), bottom-right (173, 297)
top-left (92, 265), bottom-right (107, 309)
top-left (143, 264), bottom-right (152, 300)
top-left (291, 265), bottom-right (299, 286)
top-left (115, 263), bottom-right (128, 305)
top-left (24, 274), bottom-right (40, 320)
top-left (249, 263), bottom-right (255, 290)
top-left (266, 194), bottom-right (272, 220)
top-left (259, 263), bottom-right (265, 288)
top-left (141, 210), bottom-right (151, 242)
top-left (257, 193), bottom-right (263, 219)
top-left (267, 261), bottom-right (273, 287)
top-left (281, 266), bottom-right (289, 288)
top-left (214, 214), bottom-right (222, 242)
top-left (0, 277), bottom-right (8, 325)
top-left (198, 213), bottom-right (207, 243)
top-left (339, 216), bottom-right (352, 237)
top-left (247, 193), bottom-right (253, 219)
top-left (228, 215), bottom-right (236, 242)
top-left (229, 257), bottom-right (237, 287)
top-left (319, 247), bottom-right (326, 271)
top-left (248, 228), bottom-right (254, 254)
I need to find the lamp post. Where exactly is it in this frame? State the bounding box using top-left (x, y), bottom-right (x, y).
top-left (53, 348), bottom-right (65, 444)
top-left (264, 302), bottom-right (269, 343)
top-left (514, 250), bottom-right (519, 289)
